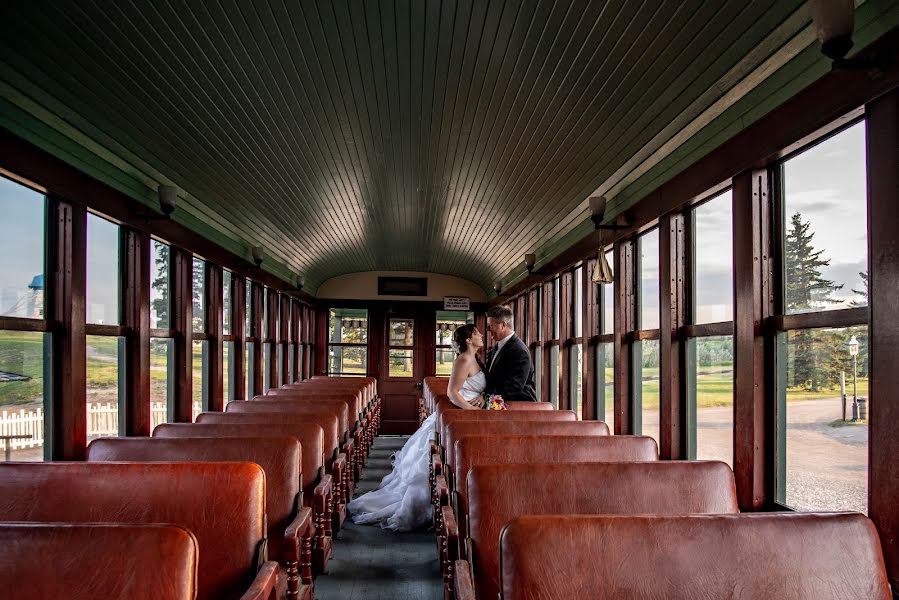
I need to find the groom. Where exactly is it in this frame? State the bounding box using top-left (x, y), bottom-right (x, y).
top-left (484, 305), bottom-right (538, 402)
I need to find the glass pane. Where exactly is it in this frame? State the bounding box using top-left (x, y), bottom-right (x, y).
top-left (780, 326), bottom-right (868, 513)
top-left (150, 240), bottom-right (170, 329)
top-left (288, 344), bottom-right (295, 383)
top-left (783, 123), bottom-right (867, 313)
top-left (86, 214), bottom-right (119, 325)
top-left (192, 259), bottom-right (205, 333)
top-left (638, 340), bottom-right (660, 446)
top-left (553, 278), bottom-right (560, 338)
top-left (601, 251), bottom-right (614, 335)
top-left (574, 267), bottom-right (583, 337)
top-left (329, 308), bottom-right (368, 344)
top-left (245, 280), bottom-right (252, 337)
top-left (534, 346), bottom-right (543, 401)
top-left (192, 340), bottom-right (207, 421)
top-left (693, 336), bottom-right (734, 466)
top-left (571, 344), bottom-right (583, 419)
top-left (0, 330), bottom-right (47, 461)
top-left (436, 311), bottom-right (474, 347)
top-left (86, 335), bottom-right (122, 441)
top-left (550, 345), bottom-right (560, 407)
top-left (598, 342), bottom-right (614, 432)
top-left (639, 229), bottom-right (659, 330)
top-left (246, 341), bottom-right (255, 398)
top-left (537, 287), bottom-right (544, 340)
top-left (298, 345), bottom-right (305, 381)
top-left (263, 342), bottom-right (272, 393)
top-left (436, 349), bottom-right (455, 375)
top-left (389, 349), bottom-right (414, 377)
top-left (223, 270), bottom-right (231, 336)
top-left (389, 319), bottom-right (414, 347)
top-left (263, 290), bottom-right (269, 338)
top-left (0, 177), bottom-right (44, 319)
top-left (329, 346), bottom-right (367, 376)
top-left (694, 191), bottom-right (733, 324)
top-left (150, 338), bottom-right (173, 430)
top-left (223, 341), bottom-right (232, 406)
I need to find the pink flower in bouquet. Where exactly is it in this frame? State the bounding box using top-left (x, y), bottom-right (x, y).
top-left (483, 393), bottom-right (507, 410)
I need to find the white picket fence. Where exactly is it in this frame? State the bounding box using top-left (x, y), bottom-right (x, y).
top-left (0, 401), bottom-right (204, 451)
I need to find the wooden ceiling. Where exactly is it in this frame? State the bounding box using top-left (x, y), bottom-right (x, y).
top-left (0, 0), bottom-right (880, 294)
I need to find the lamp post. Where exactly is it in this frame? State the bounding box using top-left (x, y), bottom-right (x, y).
top-left (848, 335), bottom-right (859, 421)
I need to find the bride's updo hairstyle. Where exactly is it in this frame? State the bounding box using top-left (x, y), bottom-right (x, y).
top-left (452, 324), bottom-right (477, 354)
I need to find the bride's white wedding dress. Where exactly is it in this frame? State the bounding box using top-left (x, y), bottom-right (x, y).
top-left (347, 370), bottom-right (486, 531)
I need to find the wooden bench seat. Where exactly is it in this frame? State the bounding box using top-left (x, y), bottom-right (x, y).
top-left (436, 410), bottom-right (577, 458)
top-left (87, 436), bottom-right (315, 600)
top-left (455, 461), bottom-right (737, 600)
top-left (497, 513), bottom-right (890, 600)
top-left (0, 462), bottom-right (276, 600)
top-left (0, 523), bottom-right (199, 600)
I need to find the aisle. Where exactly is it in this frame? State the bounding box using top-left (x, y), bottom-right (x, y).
top-left (313, 436), bottom-right (443, 600)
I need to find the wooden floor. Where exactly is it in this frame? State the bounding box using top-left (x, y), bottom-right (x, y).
top-left (313, 436), bottom-right (443, 600)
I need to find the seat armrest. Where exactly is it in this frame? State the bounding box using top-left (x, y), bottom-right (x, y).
top-left (442, 506), bottom-right (462, 599)
top-left (239, 560), bottom-right (280, 600)
top-left (284, 507), bottom-right (315, 588)
top-left (314, 474), bottom-right (334, 538)
top-left (454, 560), bottom-right (476, 600)
top-left (333, 453), bottom-right (348, 502)
top-left (431, 452), bottom-right (443, 476)
top-left (435, 475), bottom-right (450, 508)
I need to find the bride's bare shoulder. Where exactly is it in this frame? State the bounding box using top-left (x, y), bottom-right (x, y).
top-left (453, 354), bottom-right (480, 375)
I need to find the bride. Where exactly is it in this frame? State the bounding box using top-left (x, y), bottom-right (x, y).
top-left (347, 324), bottom-right (486, 531)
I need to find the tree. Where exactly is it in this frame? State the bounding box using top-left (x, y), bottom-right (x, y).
top-left (784, 212), bottom-right (843, 391)
top-left (850, 270), bottom-right (868, 307)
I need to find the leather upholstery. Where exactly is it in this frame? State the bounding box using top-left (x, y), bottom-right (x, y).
top-left (264, 391), bottom-right (362, 428)
top-left (500, 513), bottom-right (891, 600)
top-left (201, 411), bottom-right (339, 467)
top-left (87, 436), bottom-right (301, 563)
top-left (505, 401), bottom-right (554, 410)
top-left (227, 399), bottom-right (348, 443)
top-left (443, 421), bottom-right (609, 471)
top-left (439, 410), bottom-right (577, 456)
top-left (154, 422), bottom-right (325, 503)
top-left (0, 462), bottom-right (267, 600)
top-left (0, 523), bottom-right (199, 600)
top-left (470, 461), bottom-right (735, 600)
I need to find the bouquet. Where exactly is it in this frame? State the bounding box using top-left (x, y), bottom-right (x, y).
top-left (483, 393), bottom-right (507, 411)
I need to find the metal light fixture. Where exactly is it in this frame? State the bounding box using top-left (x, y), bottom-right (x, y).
top-left (592, 249), bottom-right (614, 284)
top-left (493, 281), bottom-right (502, 294)
top-left (848, 334), bottom-right (860, 420)
top-left (251, 246), bottom-right (264, 267)
top-left (589, 196), bottom-right (627, 231)
top-left (810, 0), bottom-right (883, 69)
top-left (158, 185), bottom-right (177, 217)
top-left (524, 253), bottom-right (536, 273)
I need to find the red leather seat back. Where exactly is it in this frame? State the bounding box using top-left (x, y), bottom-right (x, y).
top-left (444, 420), bottom-right (609, 469)
top-left (0, 523), bottom-right (199, 600)
top-left (206, 409), bottom-right (339, 463)
top-left (439, 410), bottom-right (576, 452)
top-left (265, 390), bottom-right (362, 425)
top-left (228, 399), bottom-right (348, 441)
top-left (0, 462), bottom-right (265, 600)
top-left (505, 401), bottom-right (554, 410)
top-left (471, 461), bottom-right (736, 600)
top-left (500, 513), bottom-right (891, 600)
top-left (87, 436), bottom-right (300, 562)
top-left (154, 421), bottom-right (325, 503)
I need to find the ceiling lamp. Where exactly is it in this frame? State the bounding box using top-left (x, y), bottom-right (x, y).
top-left (493, 281), bottom-right (502, 294)
top-left (592, 249), bottom-right (614, 285)
top-left (589, 196), bottom-right (627, 231)
top-left (158, 185), bottom-right (177, 217)
top-left (809, 0), bottom-right (884, 69)
top-left (251, 246), bottom-right (264, 267)
top-left (524, 253), bottom-right (536, 274)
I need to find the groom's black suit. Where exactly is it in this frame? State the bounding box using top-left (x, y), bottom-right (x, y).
top-left (484, 334), bottom-right (538, 401)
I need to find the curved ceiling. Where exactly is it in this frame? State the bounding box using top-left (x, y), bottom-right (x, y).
top-left (0, 0), bottom-right (860, 293)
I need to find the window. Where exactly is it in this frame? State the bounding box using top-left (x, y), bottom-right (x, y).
top-left (777, 326), bottom-right (868, 513)
top-left (549, 345), bottom-right (560, 407)
top-left (601, 251), bottom-right (614, 336)
top-left (86, 335), bottom-right (124, 441)
top-left (263, 343), bottom-right (272, 392)
top-left (150, 338), bottom-right (173, 429)
top-left (223, 340), bottom-right (232, 406)
top-left (571, 343), bottom-right (583, 419)
top-left (328, 308), bottom-right (368, 376)
top-left (388, 319), bottom-right (414, 378)
top-left (245, 279), bottom-right (253, 337)
top-left (86, 214), bottom-right (119, 325)
top-left (436, 311), bottom-right (474, 375)
top-left (574, 267), bottom-right (583, 337)
top-left (694, 191), bottom-right (733, 323)
top-left (192, 340), bottom-right (207, 420)
top-left (0, 177), bottom-right (44, 319)
top-left (782, 122), bottom-right (867, 314)
top-left (597, 341), bottom-right (614, 432)
top-left (246, 342), bottom-right (255, 398)
top-left (636, 340), bottom-right (660, 446)
top-left (0, 331), bottom-right (49, 461)
top-left (150, 240), bottom-right (170, 329)
top-left (192, 258), bottom-right (205, 333)
top-left (688, 336), bottom-right (734, 466)
top-left (638, 229), bottom-right (660, 330)
top-left (223, 270), bottom-right (231, 336)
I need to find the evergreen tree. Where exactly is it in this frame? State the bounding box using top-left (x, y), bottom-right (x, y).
top-left (784, 212), bottom-right (843, 391)
top-left (151, 245), bottom-right (170, 356)
top-left (850, 270), bottom-right (868, 307)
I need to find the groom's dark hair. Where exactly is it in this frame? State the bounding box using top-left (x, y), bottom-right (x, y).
top-left (486, 305), bottom-right (514, 328)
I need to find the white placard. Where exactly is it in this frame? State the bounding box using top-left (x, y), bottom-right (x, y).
top-left (443, 296), bottom-right (470, 310)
